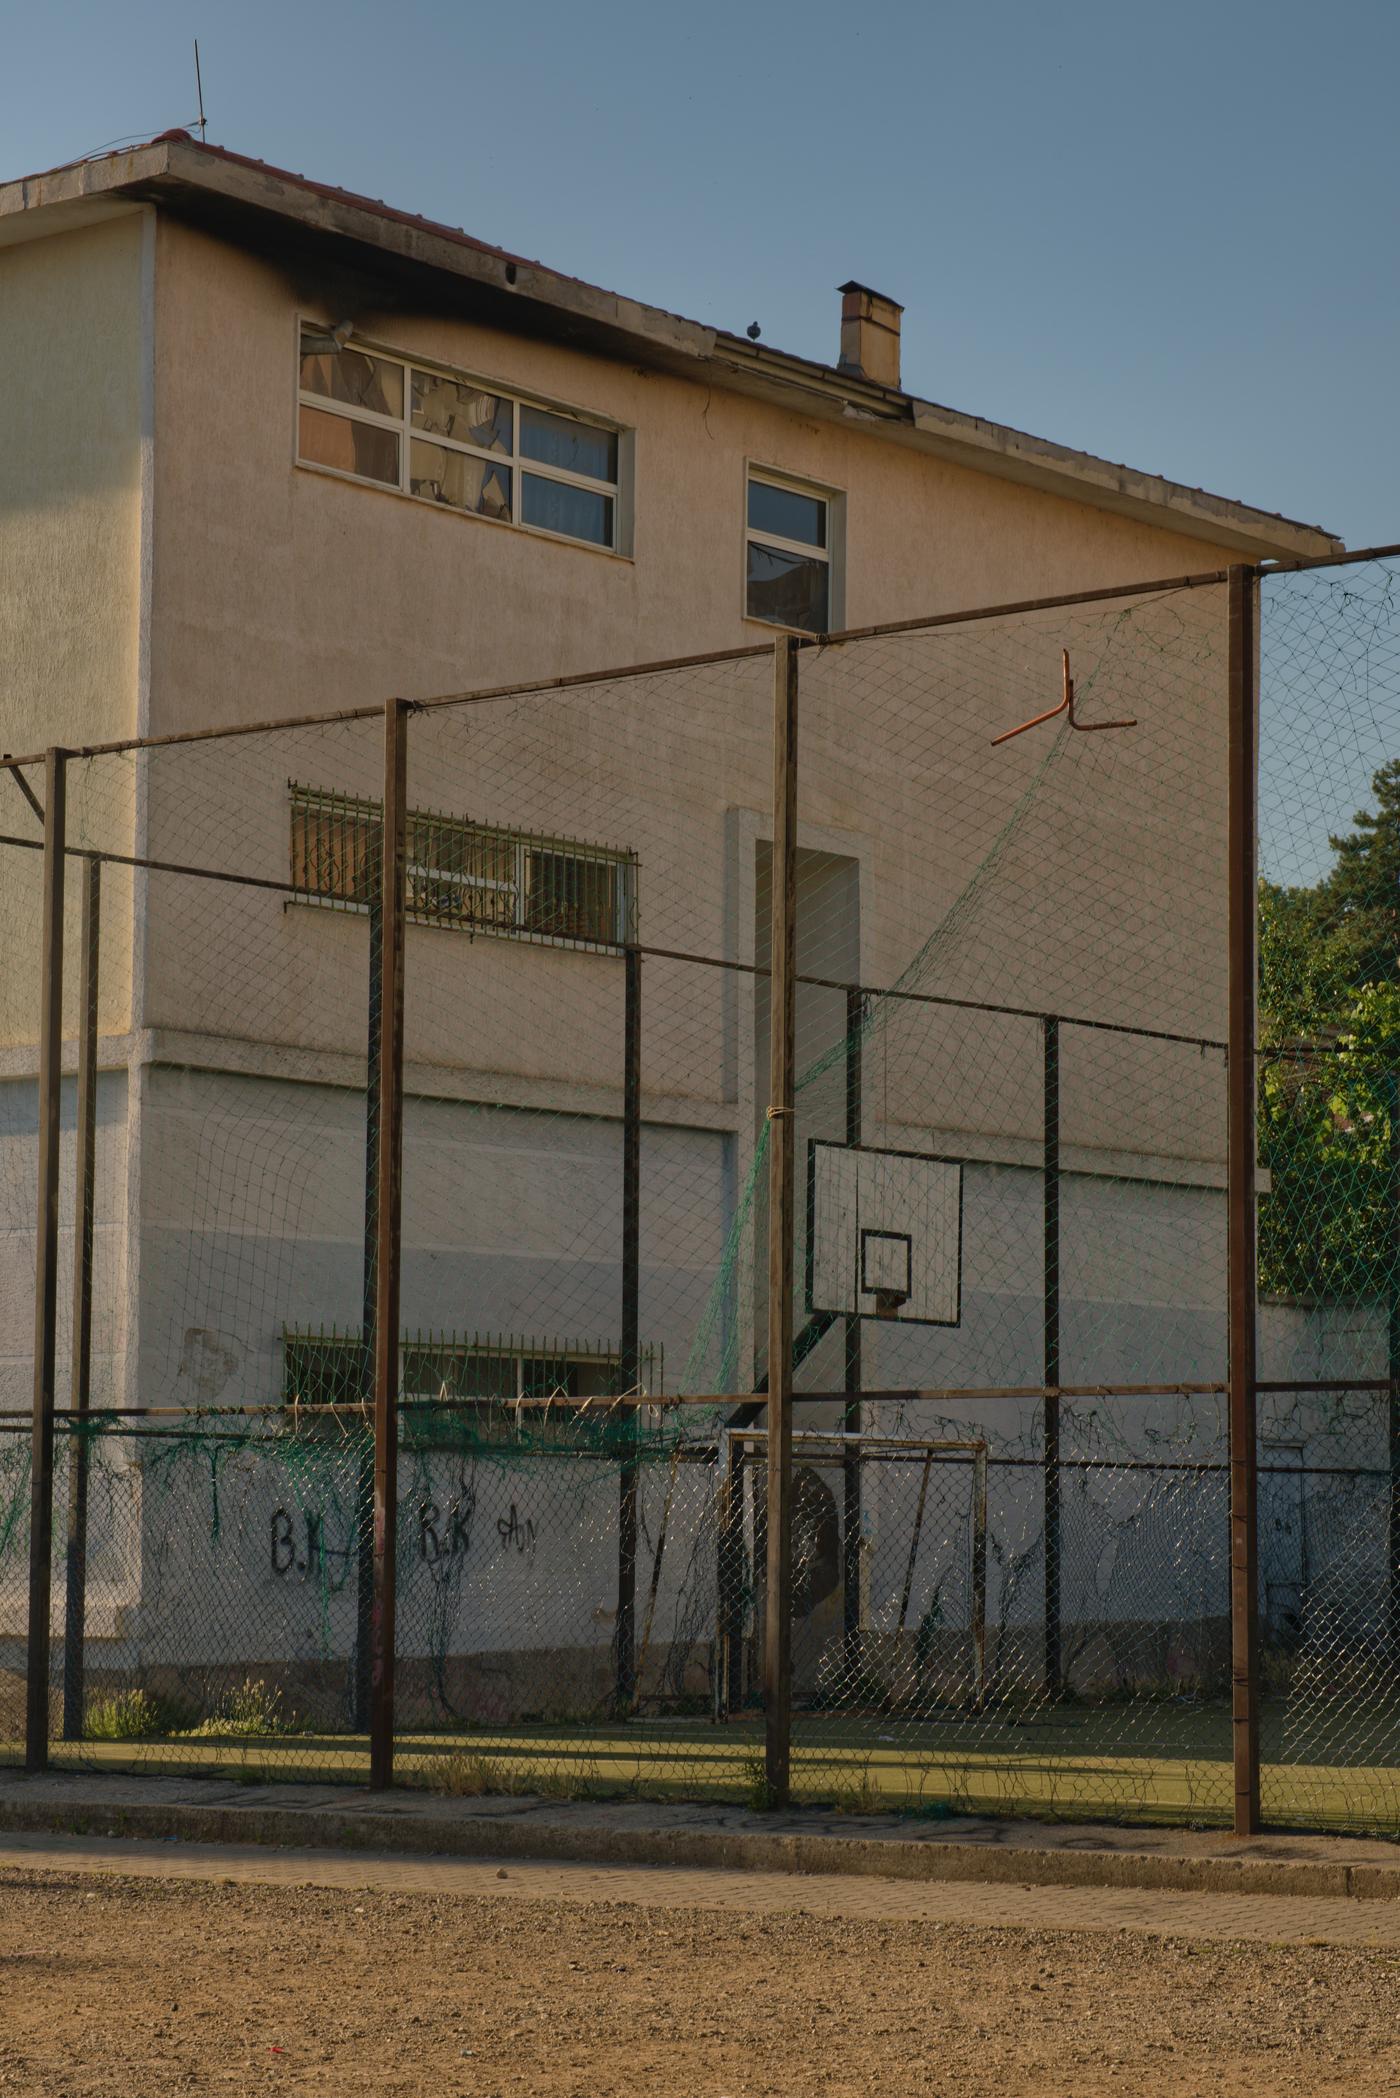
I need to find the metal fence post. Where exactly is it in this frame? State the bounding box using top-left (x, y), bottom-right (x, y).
top-left (842, 987), bottom-right (864, 1683)
top-left (764, 635), bottom-right (798, 1807)
top-left (1042, 1013), bottom-right (1062, 1700)
top-left (1387, 1068), bottom-right (1400, 1656)
top-left (615, 942), bottom-right (642, 1711)
top-left (1227, 563), bottom-right (1261, 1835)
top-left (26, 748), bottom-right (67, 1772)
top-left (369, 701), bottom-right (408, 1790)
top-left (354, 889), bottom-right (382, 1733)
top-left (62, 853), bottom-right (100, 1742)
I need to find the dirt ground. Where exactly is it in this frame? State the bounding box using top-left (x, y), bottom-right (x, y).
top-left (0, 1866), bottom-right (1398, 2097)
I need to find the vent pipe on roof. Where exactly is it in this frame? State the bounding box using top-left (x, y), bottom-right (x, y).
top-left (837, 282), bottom-right (903, 390)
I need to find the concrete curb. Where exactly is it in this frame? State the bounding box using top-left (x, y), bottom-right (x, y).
top-left (1, 1790), bottom-right (1398, 1905)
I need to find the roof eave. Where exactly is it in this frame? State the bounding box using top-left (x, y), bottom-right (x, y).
top-left (0, 138), bottom-right (1343, 562)
top-left (903, 398), bottom-right (1340, 561)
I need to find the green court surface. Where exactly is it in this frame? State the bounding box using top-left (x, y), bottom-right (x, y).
top-left (7, 1703), bottom-right (1399, 1835)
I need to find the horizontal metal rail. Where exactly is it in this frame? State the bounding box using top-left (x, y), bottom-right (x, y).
top-left (1257, 539), bottom-right (1400, 578)
top-left (4, 546), bottom-right (1395, 777)
top-left (0, 831), bottom-right (1230, 1057)
top-left (0, 565), bottom-right (1240, 771)
top-left (634, 940), bottom-right (1227, 1052)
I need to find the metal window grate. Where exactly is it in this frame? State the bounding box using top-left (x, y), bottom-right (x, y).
top-left (281, 1327), bottom-right (662, 1408)
top-left (289, 783), bottom-right (636, 947)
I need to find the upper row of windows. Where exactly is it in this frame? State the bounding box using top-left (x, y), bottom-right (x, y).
top-left (296, 322), bottom-right (839, 634)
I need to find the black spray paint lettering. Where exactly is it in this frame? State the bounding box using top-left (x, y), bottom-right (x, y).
top-left (497, 1503), bottom-right (537, 1555)
top-left (419, 1491), bottom-right (475, 1564)
top-left (270, 1508), bottom-right (348, 1580)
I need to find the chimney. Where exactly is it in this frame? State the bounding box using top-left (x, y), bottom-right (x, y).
top-left (838, 282), bottom-right (903, 390)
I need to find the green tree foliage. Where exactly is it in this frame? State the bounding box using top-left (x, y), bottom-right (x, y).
top-left (1258, 761), bottom-right (1400, 1300)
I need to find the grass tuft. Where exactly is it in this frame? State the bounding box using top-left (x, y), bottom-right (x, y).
top-left (85, 1688), bottom-right (167, 1742)
top-left (183, 1678), bottom-right (297, 1740)
top-left (432, 1751), bottom-right (591, 1802)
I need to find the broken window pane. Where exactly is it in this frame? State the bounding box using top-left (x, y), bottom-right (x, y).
top-left (746, 540), bottom-right (828, 633)
top-left (298, 405), bottom-right (400, 486)
top-left (747, 478), bottom-right (826, 549)
top-left (298, 334), bottom-right (404, 419)
top-left (409, 440), bottom-right (512, 521)
top-left (521, 474), bottom-right (612, 547)
top-left (411, 371), bottom-right (512, 454)
top-left (520, 406), bottom-right (617, 484)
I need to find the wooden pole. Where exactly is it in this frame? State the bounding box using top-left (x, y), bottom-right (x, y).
top-left (615, 943), bottom-right (642, 1711)
top-left (369, 702), bottom-right (408, 1790)
top-left (61, 854), bottom-right (99, 1743)
top-left (764, 635), bottom-right (798, 1806)
top-left (1227, 564), bottom-right (1261, 1835)
top-left (1042, 1014), bottom-right (1062, 1700)
top-left (26, 748), bottom-right (67, 1772)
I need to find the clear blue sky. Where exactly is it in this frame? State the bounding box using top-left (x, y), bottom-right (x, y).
top-left (4, 0), bottom-right (1397, 549)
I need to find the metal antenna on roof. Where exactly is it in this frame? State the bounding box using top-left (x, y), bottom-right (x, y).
top-left (193, 41), bottom-right (207, 143)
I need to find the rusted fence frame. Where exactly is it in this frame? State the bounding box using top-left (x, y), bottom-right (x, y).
top-left (764, 635), bottom-right (799, 1806)
top-left (1227, 563), bottom-right (1261, 1836)
top-left (1042, 1014), bottom-right (1062, 1701)
top-left (61, 855), bottom-right (100, 1742)
top-left (614, 942), bottom-right (643, 1711)
top-left (25, 750), bottom-right (67, 1771)
top-left (369, 701), bottom-right (409, 1789)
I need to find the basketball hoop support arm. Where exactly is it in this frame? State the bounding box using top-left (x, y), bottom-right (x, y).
top-left (991, 650), bottom-right (1137, 747)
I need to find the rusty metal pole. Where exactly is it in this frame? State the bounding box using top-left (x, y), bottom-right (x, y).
top-left (353, 889), bottom-right (382, 1733)
top-left (1042, 1014), bottom-right (1062, 1700)
top-left (971, 1446), bottom-right (989, 1710)
top-left (1387, 1070), bottom-right (1400, 1655)
top-left (615, 942), bottom-right (642, 1711)
top-left (764, 635), bottom-right (798, 1807)
top-left (62, 854), bottom-right (100, 1742)
top-left (26, 749), bottom-right (67, 1772)
top-left (718, 1433), bottom-right (746, 1718)
top-left (1227, 564), bottom-right (1261, 1836)
top-left (369, 701), bottom-right (408, 1790)
top-left (842, 987), bottom-right (864, 1683)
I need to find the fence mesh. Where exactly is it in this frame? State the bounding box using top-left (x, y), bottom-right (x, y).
top-left (1255, 552), bottom-right (1400, 1829)
top-left (2, 556), bottom-right (1400, 1828)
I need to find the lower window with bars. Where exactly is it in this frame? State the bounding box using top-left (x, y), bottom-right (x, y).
top-left (290, 784), bottom-right (636, 948)
top-left (282, 1330), bottom-right (661, 1412)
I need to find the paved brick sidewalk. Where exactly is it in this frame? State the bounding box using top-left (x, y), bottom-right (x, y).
top-left (3, 1829), bottom-right (1399, 1948)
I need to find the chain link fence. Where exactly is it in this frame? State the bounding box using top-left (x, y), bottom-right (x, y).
top-left (1255, 552), bottom-right (1400, 1829)
top-left (2, 554), bottom-right (1399, 1831)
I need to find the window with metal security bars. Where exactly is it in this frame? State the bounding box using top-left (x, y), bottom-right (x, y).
top-left (296, 321), bottom-right (627, 553)
top-left (282, 1331), bottom-right (661, 1409)
top-left (290, 785), bottom-right (636, 948)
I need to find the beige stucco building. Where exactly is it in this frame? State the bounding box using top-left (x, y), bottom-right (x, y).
top-left (0, 128), bottom-right (1343, 1398)
top-left (0, 137), bottom-right (1352, 1707)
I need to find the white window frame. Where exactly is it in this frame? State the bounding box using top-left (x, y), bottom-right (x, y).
top-left (295, 316), bottom-right (632, 557)
top-left (743, 463), bottom-right (844, 635)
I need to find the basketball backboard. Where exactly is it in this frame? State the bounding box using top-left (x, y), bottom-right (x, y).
top-left (806, 1140), bottom-right (963, 1326)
